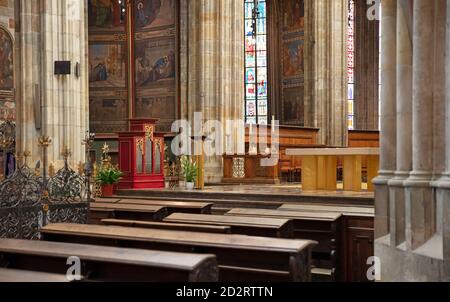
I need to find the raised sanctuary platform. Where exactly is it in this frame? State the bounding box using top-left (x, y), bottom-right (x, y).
top-left (117, 184), bottom-right (374, 214)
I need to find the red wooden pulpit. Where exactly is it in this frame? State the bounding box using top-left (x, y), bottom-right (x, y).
top-left (117, 119), bottom-right (165, 189)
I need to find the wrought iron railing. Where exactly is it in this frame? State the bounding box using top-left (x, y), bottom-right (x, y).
top-left (0, 125), bottom-right (95, 240)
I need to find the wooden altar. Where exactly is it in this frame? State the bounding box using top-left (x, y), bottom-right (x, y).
top-left (223, 154), bottom-right (280, 185)
top-left (117, 119), bottom-right (165, 189)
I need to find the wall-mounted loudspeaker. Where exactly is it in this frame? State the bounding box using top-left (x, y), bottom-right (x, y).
top-left (54, 61), bottom-right (71, 75)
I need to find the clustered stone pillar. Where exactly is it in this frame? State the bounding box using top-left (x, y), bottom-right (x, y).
top-left (15, 0), bottom-right (88, 169)
top-left (373, 0), bottom-right (397, 242)
top-left (180, 0), bottom-right (244, 183)
top-left (376, 0), bottom-right (450, 281)
top-left (387, 0), bottom-right (412, 249)
top-left (306, 0), bottom-right (348, 147)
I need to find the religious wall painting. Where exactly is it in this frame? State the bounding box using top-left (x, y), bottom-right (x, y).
top-left (282, 0), bottom-right (304, 32)
top-left (88, 0), bottom-right (124, 31)
top-left (282, 39), bottom-right (304, 78)
top-left (89, 98), bottom-right (128, 133)
top-left (135, 38), bottom-right (176, 88)
top-left (0, 28), bottom-right (14, 91)
top-left (89, 44), bottom-right (126, 88)
top-left (135, 96), bottom-right (175, 120)
top-left (135, 0), bottom-right (175, 31)
top-left (282, 87), bottom-right (304, 125)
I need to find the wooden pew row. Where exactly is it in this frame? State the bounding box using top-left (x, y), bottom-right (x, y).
top-left (0, 268), bottom-right (74, 282)
top-left (279, 204), bottom-right (375, 216)
top-left (279, 203), bottom-right (375, 282)
top-left (95, 198), bottom-right (214, 214)
top-left (0, 238), bottom-right (218, 282)
top-left (89, 203), bottom-right (169, 224)
top-left (101, 219), bottom-right (232, 234)
top-left (224, 209), bottom-right (342, 282)
top-left (40, 223), bottom-right (316, 282)
top-left (163, 213), bottom-right (294, 238)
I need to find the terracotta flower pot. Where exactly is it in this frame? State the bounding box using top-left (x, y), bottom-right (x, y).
top-left (101, 184), bottom-right (114, 197)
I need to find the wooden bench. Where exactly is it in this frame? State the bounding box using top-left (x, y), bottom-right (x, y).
top-left (41, 223), bottom-right (316, 282)
top-left (225, 208), bottom-right (342, 281)
top-left (278, 204), bottom-right (375, 216)
top-left (279, 203), bottom-right (375, 282)
top-left (101, 219), bottom-right (232, 234)
top-left (89, 203), bottom-right (169, 224)
top-left (0, 268), bottom-right (73, 282)
top-left (0, 238), bottom-right (218, 282)
top-left (163, 213), bottom-right (294, 238)
top-left (117, 199), bottom-right (213, 214)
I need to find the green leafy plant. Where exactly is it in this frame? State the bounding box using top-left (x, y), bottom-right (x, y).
top-left (95, 166), bottom-right (123, 185)
top-left (181, 156), bottom-right (198, 183)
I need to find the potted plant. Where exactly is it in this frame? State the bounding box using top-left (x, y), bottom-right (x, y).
top-left (95, 165), bottom-right (123, 197)
top-left (181, 156), bottom-right (198, 190)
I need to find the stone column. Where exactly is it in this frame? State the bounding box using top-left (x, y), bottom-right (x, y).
top-left (387, 0), bottom-right (413, 248)
top-left (40, 0), bottom-right (89, 168)
top-left (435, 0), bottom-right (450, 280)
top-left (15, 0), bottom-right (88, 169)
top-left (404, 0), bottom-right (436, 251)
top-left (307, 0), bottom-right (347, 147)
top-left (373, 0), bottom-right (396, 241)
top-left (181, 0), bottom-right (244, 183)
top-left (14, 0), bottom-right (42, 164)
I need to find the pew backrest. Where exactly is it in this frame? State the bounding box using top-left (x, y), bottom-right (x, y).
top-left (101, 218), bottom-right (232, 234)
top-left (0, 238), bottom-right (218, 282)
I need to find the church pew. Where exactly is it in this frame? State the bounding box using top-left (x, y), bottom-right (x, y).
top-left (278, 204), bottom-right (375, 216)
top-left (0, 268), bottom-right (74, 282)
top-left (40, 223), bottom-right (316, 282)
top-left (163, 213), bottom-right (294, 238)
top-left (117, 199), bottom-right (213, 214)
top-left (225, 208), bottom-right (342, 281)
top-left (89, 203), bottom-right (169, 224)
top-left (101, 218), bottom-right (232, 234)
top-left (0, 238), bottom-right (218, 282)
top-left (279, 203), bottom-right (375, 282)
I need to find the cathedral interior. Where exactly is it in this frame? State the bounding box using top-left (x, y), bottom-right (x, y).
top-left (0, 0), bottom-right (450, 285)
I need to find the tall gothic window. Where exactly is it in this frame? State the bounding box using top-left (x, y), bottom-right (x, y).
top-left (347, 0), bottom-right (381, 131)
top-left (347, 0), bottom-right (355, 130)
top-left (244, 0), bottom-right (269, 125)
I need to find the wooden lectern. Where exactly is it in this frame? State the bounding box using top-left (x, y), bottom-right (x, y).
top-left (117, 119), bottom-right (165, 189)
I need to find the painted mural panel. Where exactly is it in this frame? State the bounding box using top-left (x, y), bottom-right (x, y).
top-left (282, 87), bottom-right (304, 125)
top-left (88, 0), bottom-right (127, 134)
top-left (88, 0), bottom-right (124, 31)
top-left (0, 29), bottom-right (13, 91)
top-left (89, 44), bottom-right (126, 88)
top-left (282, 0), bottom-right (305, 32)
top-left (135, 0), bottom-right (176, 30)
top-left (134, 0), bottom-right (177, 130)
top-left (282, 39), bottom-right (304, 78)
top-left (135, 96), bottom-right (175, 121)
top-left (89, 98), bottom-right (128, 133)
top-left (0, 28), bottom-right (15, 121)
top-left (280, 0), bottom-right (305, 126)
top-left (135, 39), bottom-right (176, 88)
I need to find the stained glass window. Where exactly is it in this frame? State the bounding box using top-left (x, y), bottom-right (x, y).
top-left (347, 0), bottom-right (355, 130)
top-left (245, 0), bottom-right (268, 125)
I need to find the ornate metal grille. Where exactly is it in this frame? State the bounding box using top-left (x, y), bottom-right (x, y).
top-left (0, 126), bottom-right (94, 240)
